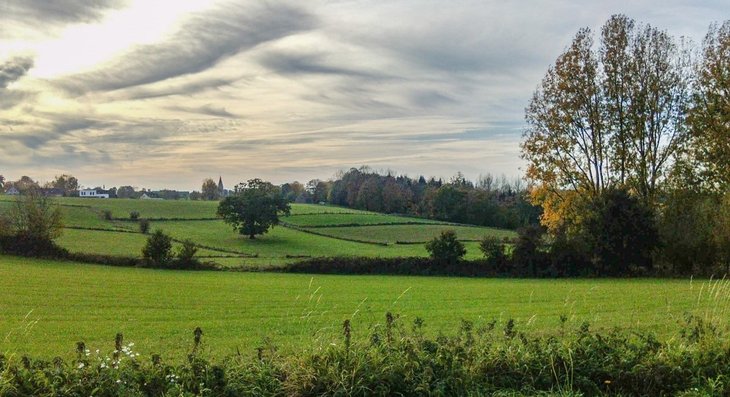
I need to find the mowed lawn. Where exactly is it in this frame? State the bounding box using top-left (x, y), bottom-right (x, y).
top-left (1, 255), bottom-right (728, 360)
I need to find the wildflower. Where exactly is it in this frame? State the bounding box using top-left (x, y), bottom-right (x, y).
top-left (77, 362), bottom-right (85, 369)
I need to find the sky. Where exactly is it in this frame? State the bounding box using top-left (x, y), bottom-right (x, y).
top-left (0, 0), bottom-right (727, 190)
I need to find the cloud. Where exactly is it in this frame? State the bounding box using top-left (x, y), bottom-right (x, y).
top-left (108, 76), bottom-right (243, 101)
top-left (0, 0), bottom-right (126, 38)
top-left (167, 104), bottom-right (239, 118)
top-left (59, 2), bottom-right (316, 94)
top-left (258, 51), bottom-right (387, 80)
top-left (1, 0), bottom-right (125, 24)
top-left (0, 56), bottom-right (34, 89)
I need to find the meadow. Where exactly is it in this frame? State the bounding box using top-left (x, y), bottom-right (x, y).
top-left (0, 196), bottom-right (510, 265)
top-left (1, 254), bottom-right (727, 360)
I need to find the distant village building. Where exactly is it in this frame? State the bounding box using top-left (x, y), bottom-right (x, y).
top-left (5, 186), bottom-right (19, 195)
top-left (140, 193), bottom-right (163, 200)
top-left (218, 176), bottom-right (230, 197)
top-left (79, 189), bottom-right (109, 198)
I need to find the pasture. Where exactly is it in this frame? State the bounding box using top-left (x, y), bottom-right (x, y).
top-left (1, 255), bottom-right (727, 360)
top-left (0, 196), bottom-right (511, 265)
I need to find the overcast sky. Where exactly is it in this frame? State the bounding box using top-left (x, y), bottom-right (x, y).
top-left (0, 0), bottom-right (726, 190)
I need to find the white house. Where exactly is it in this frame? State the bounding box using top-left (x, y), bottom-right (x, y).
top-left (80, 189), bottom-right (109, 198)
top-left (4, 186), bottom-right (19, 195)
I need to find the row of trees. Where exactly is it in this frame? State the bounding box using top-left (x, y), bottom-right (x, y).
top-left (521, 15), bottom-right (730, 275)
top-left (276, 168), bottom-right (541, 230)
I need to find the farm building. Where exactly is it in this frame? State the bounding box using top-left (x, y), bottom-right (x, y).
top-left (4, 186), bottom-right (19, 195)
top-left (80, 189), bottom-right (109, 198)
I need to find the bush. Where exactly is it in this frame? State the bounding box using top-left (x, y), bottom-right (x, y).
top-left (175, 239), bottom-right (200, 269)
top-left (512, 225), bottom-right (547, 277)
top-left (129, 211), bottom-right (140, 220)
top-left (7, 192), bottom-right (64, 242)
top-left (139, 219), bottom-right (150, 234)
top-left (479, 235), bottom-right (506, 264)
top-left (102, 210), bottom-right (113, 221)
top-left (142, 230), bottom-right (172, 267)
top-left (582, 189), bottom-right (658, 275)
top-left (424, 230), bottom-right (466, 265)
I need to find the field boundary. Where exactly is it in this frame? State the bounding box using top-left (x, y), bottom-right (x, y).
top-left (279, 222), bottom-right (389, 246)
top-left (288, 221), bottom-right (455, 228)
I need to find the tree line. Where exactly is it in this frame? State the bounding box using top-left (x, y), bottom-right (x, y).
top-left (277, 168), bottom-right (541, 230)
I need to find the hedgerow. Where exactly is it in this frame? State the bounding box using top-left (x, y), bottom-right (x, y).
top-left (0, 314), bottom-right (727, 396)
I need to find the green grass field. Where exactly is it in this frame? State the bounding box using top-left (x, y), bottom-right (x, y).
top-left (0, 197), bottom-right (512, 265)
top-left (1, 255), bottom-right (727, 360)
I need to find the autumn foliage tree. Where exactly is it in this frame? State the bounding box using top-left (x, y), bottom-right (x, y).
top-left (688, 21), bottom-right (730, 193)
top-left (522, 14), bottom-right (691, 233)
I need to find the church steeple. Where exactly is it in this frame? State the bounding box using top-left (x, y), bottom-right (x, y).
top-left (218, 176), bottom-right (224, 196)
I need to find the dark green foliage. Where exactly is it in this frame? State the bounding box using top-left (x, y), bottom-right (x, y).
top-left (511, 225), bottom-right (547, 276)
top-left (217, 178), bottom-right (291, 239)
top-left (138, 219), bottom-right (150, 234)
top-left (175, 239), bottom-right (200, 269)
top-left (425, 230), bottom-right (466, 265)
top-left (582, 189), bottom-right (659, 275)
top-left (129, 211), bottom-right (140, 220)
top-left (102, 210), bottom-right (113, 221)
top-left (658, 190), bottom-right (717, 274)
top-left (1, 314), bottom-right (729, 396)
top-left (142, 230), bottom-right (172, 267)
top-left (479, 235), bottom-right (506, 265)
top-left (323, 167), bottom-right (541, 229)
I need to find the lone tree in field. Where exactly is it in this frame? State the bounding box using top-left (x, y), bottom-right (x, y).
top-left (217, 178), bottom-right (290, 239)
top-left (142, 230), bottom-right (173, 267)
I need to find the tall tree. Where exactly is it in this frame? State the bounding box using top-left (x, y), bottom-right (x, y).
top-left (50, 174), bottom-right (79, 195)
top-left (116, 186), bottom-right (136, 199)
top-left (201, 178), bottom-right (220, 201)
top-left (523, 15), bottom-right (691, 232)
top-left (688, 21), bottom-right (730, 193)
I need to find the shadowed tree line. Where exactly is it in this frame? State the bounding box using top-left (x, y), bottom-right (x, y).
top-left (279, 168), bottom-right (542, 230)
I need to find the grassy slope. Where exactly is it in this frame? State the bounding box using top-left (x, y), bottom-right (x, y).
top-left (150, 220), bottom-right (485, 260)
top-left (0, 197), bottom-right (510, 264)
top-left (1, 255), bottom-right (726, 359)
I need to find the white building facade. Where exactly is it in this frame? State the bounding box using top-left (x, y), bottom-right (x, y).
top-left (80, 189), bottom-right (109, 198)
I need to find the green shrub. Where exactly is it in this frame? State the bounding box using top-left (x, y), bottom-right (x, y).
top-left (102, 210), bottom-right (113, 220)
top-left (175, 239), bottom-right (200, 269)
top-left (479, 235), bottom-right (506, 264)
top-left (139, 219), bottom-right (150, 234)
top-left (129, 210), bottom-right (140, 220)
top-left (425, 230), bottom-right (466, 265)
top-left (142, 230), bottom-right (172, 267)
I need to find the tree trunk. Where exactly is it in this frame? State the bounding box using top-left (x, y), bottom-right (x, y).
top-left (249, 233), bottom-right (255, 240)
